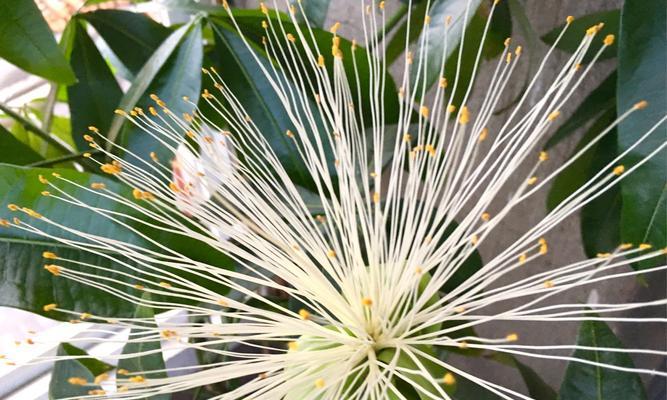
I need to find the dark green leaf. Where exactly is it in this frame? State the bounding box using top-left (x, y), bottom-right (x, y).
top-left (0, 164), bottom-right (232, 320)
top-left (617, 0), bottom-right (667, 267)
top-left (541, 10), bottom-right (619, 62)
top-left (545, 71), bottom-right (616, 149)
top-left (67, 19), bottom-right (123, 151)
top-left (0, 0), bottom-right (76, 84)
top-left (49, 343), bottom-right (113, 399)
top-left (559, 318), bottom-right (646, 400)
top-left (0, 124), bottom-right (43, 165)
top-left (119, 22), bottom-right (203, 166)
top-left (106, 18), bottom-right (200, 149)
top-left (81, 10), bottom-right (171, 75)
top-left (118, 294), bottom-right (170, 399)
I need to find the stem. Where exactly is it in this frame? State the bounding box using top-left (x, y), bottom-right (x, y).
top-left (0, 102), bottom-right (74, 155)
top-left (27, 150), bottom-right (101, 168)
top-left (374, 2), bottom-right (409, 44)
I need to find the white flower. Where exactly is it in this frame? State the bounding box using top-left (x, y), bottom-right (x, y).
top-left (5, 1), bottom-right (667, 399)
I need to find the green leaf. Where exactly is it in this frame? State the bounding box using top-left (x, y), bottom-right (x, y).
top-left (410, 0), bottom-right (483, 93)
top-left (0, 164), bottom-right (232, 320)
top-left (541, 10), bottom-right (619, 62)
top-left (119, 22), bottom-right (203, 166)
top-left (490, 353), bottom-right (556, 400)
top-left (617, 0), bottom-right (667, 267)
top-left (67, 19), bottom-right (124, 151)
top-left (0, 124), bottom-right (43, 165)
top-left (0, 0), bottom-right (76, 84)
top-left (106, 18), bottom-right (200, 150)
top-left (49, 343), bottom-right (113, 399)
top-left (545, 71), bottom-right (616, 149)
top-left (559, 318), bottom-right (646, 400)
top-left (118, 294), bottom-right (170, 399)
top-left (80, 10), bottom-right (171, 75)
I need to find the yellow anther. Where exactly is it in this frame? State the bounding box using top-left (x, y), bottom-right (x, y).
top-left (459, 106), bottom-right (470, 125)
top-left (547, 110), bottom-right (561, 121)
top-left (544, 280), bottom-right (554, 288)
top-left (217, 298), bottom-right (228, 307)
top-left (161, 330), bottom-right (177, 339)
top-left (288, 341), bottom-right (298, 351)
top-left (43, 251), bottom-right (58, 259)
top-left (114, 109), bottom-right (127, 116)
top-left (373, 192), bottom-right (380, 204)
top-left (38, 174), bottom-right (48, 184)
top-left (169, 182), bottom-right (180, 193)
top-left (403, 133), bottom-right (412, 142)
top-left (90, 182), bottom-right (106, 190)
top-left (415, 266), bottom-right (423, 275)
top-left (327, 249), bottom-right (336, 258)
top-left (43, 303), bottom-right (57, 312)
top-left (478, 127), bottom-right (489, 142)
top-left (406, 51), bottom-right (413, 65)
top-left (329, 22), bottom-right (340, 34)
top-left (539, 151), bottom-right (549, 161)
top-left (22, 207), bottom-right (42, 219)
top-left (438, 77), bottom-right (448, 88)
top-left (129, 375), bottom-right (145, 383)
top-left (619, 243), bottom-right (633, 250)
top-left (88, 390), bottom-right (106, 396)
top-left (94, 373), bottom-right (109, 385)
top-left (634, 100), bottom-right (648, 110)
top-left (519, 253), bottom-right (527, 264)
top-left (101, 163), bottom-right (121, 175)
top-left (612, 165), bottom-right (625, 176)
top-left (527, 176), bottom-right (538, 185)
top-left (298, 309), bottom-right (311, 320)
top-left (0, 219), bottom-right (8, 227)
top-left (639, 243), bottom-right (652, 250)
top-left (40, 190), bottom-right (50, 196)
top-left (314, 378), bottom-right (325, 389)
top-left (420, 106), bottom-right (429, 118)
top-left (471, 234), bottom-right (479, 245)
top-left (68, 377), bottom-right (87, 385)
top-left (331, 36), bottom-right (342, 58)
top-left (424, 15), bottom-right (431, 25)
top-left (445, 15), bottom-right (452, 26)
top-left (378, 1), bottom-right (385, 9)
top-left (259, 2), bottom-right (268, 14)
top-left (596, 252), bottom-right (612, 258)
top-left (515, 46), bottom-right (522, 56)
top-left (603, 34), bottom-right (615, 46)
top-left (159, 281), bottom-right (172, 288)
top-left (287, 33), bottom-right (296, 43)
top-left (149, 106), bottom-right (158, 116)
top-left (83, 134), bottom-right (94, 142)
top-left (539, 238), bottom-right (548, 255)
top-left (44, 264), bottom-right (61, 276)
top-left (289, 4), bottom-right (296, 14)
top-left (317, 54), bottom-right (325, 67)
top-left (506, 333), bottom-right (519, 342)
top-left (80, 312), bottom-right (92, 320)
top-left (88, 126), bottom-right (99, 133)
top-left (504, 37), bottom-right (511, 47)
top-left (285, 130), bottom-right (295, 138)
top-left (362, 297), bottom-right (373, 307)
top-left (117, 369), bottom-right (129, 376)
top-left (481, 212), bottom-right (490, 222)
top-left (566, 16), bottom-right (574, 24)
top-left (370, 172), bottom-right (378, 178)
top-left (261, 20), bottom-right (268, 30)
top-left (454, 306), bottom-right (465, 313)
top-left (506, 52), bottom-right (512, 63)
top-left (443, 372), bottom-right (456, 385)
top-left (132, 188), bottom-right (142, 200)
top-left (447, 105), bottom-right (457, 113)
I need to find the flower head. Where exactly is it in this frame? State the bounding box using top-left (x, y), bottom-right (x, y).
top-left (4, 0), bottom-right (667, 399)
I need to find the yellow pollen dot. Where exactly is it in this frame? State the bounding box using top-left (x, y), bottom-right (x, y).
top-left (471, 234), bottom-right (479, 245)
top-left (94, 373), bottom-right (109, 385)
top-left (612, 165), bottom-right (625, 176)
top-left (519, 253), bottom-right (527, 264)
top-left (586, 24), bottom-right (599, 36)
top-left (285, 130), bottom-right (295, 138)
top-left (43, 251), bottom-right (58, 259)
top-left (286, 33), bottom-right (296, 42)
top-left (603, 34), bottom-right (615, 46)
top-left (329, 22), bottom-right (340, 34)
top-left (566, 15), bottom-right (574, 24)
top-left (597, 252), bottom-right (612, 258)
top-left (129, 375), bottom-right (145, 383)
top-left (445, 15), bottom-right (452, 25)
top-left (504, 37), bottom-right (511, 47)
top-left (317, 54), bottom-right (325, 67)
top-left (0, 219), bottom-right (8, 227)
top-left (80, 312), bottom-right (92, 320)
top-left (288, 341), bottom-right (298, 351)
top-left (438, 77), bottom-right (448, 88)
top-left (370, 172), bottom-right (377, 178)
top-left (132, 189), bottom-right (142, 200)
top-left (217, 298), bottom-right (228, 307)
top-left (261, 20), bottom-right (268, 29)
top-left (515, 46), bottom-right (522, 56)
top-left (634, 100), bottom-right (648, 109)
top-left (415, 266), bottom-right (423, 274)
top-left (68, 377), bottom-right (87, 385)
top-left (506, 333), bottom-right (519, 342)
top-left (424, 15), bottom-right (431, 25)
top-left (478, 127), bottom-right (488, 142)
top-left (420, 106), bottom-right (429, 118)
top-left (539, 151), bottom-right (549, 161)
top-left (506, 52), bottom-right (512, 63)
top-left (314, 378), bottom-right (325, 389)
top-left (43, 303), bottom-right (57, 312)
top-left (373, 192), bottom-right (380, 204)
top-left (458, 341), bottom-right (468, 349)
top-left (639, 243), bottom-right (652, 250)
top-left (161, 330), bottom-right (177, 339)
top-left (7, 204), bottom-right (18, 211)
top-left (544, 280), bottom-right (554, 288)
top-left (547, 110), bottom-right (561, 121)
top-left (619, 243), bottom-right (633, 250)
top-left (159, 281), bottom-right (172, 288)
top-left (149, 106), bottom-right (158, 116)
top-left (52, 172), bottom-right (61, 178)
top-left (44, 264), bottom-right (61, 276)
top-left (90, 182), bottom-right (106, 190)
top-left (82, 152), bottom-right (91, 158)
top-left (298, 309), bottom-right (311, 320)
top-left (459, 106), bottom-right (470, 125)
top-left (118, 385), bottom-right (129, 392)
top-left (114, 109), bottom-right (127, 116)
top-left (117, 369), bottom-right (129, 375)
top-left (454, 306), bottom-right (465, 313)
top-left (88, 389), bottom-right (106, 396)
top-left (362, 297), bottom-right (373, 307)
top-left (378, 1), bottom-right (385, 9)
top-left (403, 133), bottom-right (412, 142)
top-left (527, 176), bottom-right (538, 185)
top-left (481, 212), bottom-right (490, 222)
top-left (101, 163), bottom-right (121, 175)
top-left (447, 105), bottom-right (457, 113)
top-left (443, 372), bottom-right (456, 385)
top-left (326, 249), bottom-right (336, 258)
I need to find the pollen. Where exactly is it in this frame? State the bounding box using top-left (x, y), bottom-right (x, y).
top-left (373, 192), bottom-right (380, 203)
top-left (519, 253), bottom-right (527, 264)
top-left (544, 280), bottom-right (554, 288)
top-left (443, 372), bottom-right (456, 385)
top-left (459, 106), bottom-right (470, 125)
top-left (539, 151), bottom-right (549, 161)
top-left (362, 297), bottom-right (373, 307)
top-left (447, 105), bottom-right (457, 113)
top-left (90, 182), bottom-right (106, 190)
top-left (527, 176), bottom-right (538, 185)
top-left (415, 266), bottom-right (423, 274)
top-left (286, 130), bottom-right (295, 138)
top-left (217, 298), bottom-right (229, 307)
top-left (547, 110), bottom-right (561, 121)
top-left (43, 303), bottom-right (57, 312)
top-left (317, 54), bottom-right (325, 67)
top-left (506, 333), bottom-right (519, 342)
top-left (43, 251), bottom-right (58, 259)
top-left (439, 77), bottom-right (448, 88)
top-left (261, 20), bottom-right (268, 29)
top-left (454, 306), bottom-right (465, 313)
top-left (44, 264), bottom-right (61, 276)
top-left (129, 375), bottom-right (145, 383)
top-left (403, 133), bottom-right (412, 142)
top-left (67, 377), bottom-right (87, 385)
top-left (117, 369), bottom-right (129, 375)
top-left (424, 15), bottom-right (431, 25)
top-left (603, 34), bottom-right (615, 46)
top-left (80, 312), bottom-right (92, 320)
top-left (566, 15), bottom-right (574, 24)
top-left (481, 212), bottom-right (490, 222)
top-left (539, 238), bottom-right (548, 254)
top-left (38, 174), bottom-right (48, 184)
top-left (161, 330), bottom-right (178, 339)
top-left (101, 163), bottom-right (121, 175)
top-left (159, 281), bottom-right (172, 288)
top-left (633, 100), bottom-right (648, 109)
top-left (288, 341), bottom-right (298, 351)
top-left (88, 390), bottom-right (106, 396)
top-left (94, 373), bottom-right (109, 385)
top-left (612, 165), bottom-right (625, 176)
top-left (596, 252), bottom-right (612, 258)
top-left (329, 22), bottom-right (340, 34)
top-left (298, 309), bottom-right (311, 320)
top-left (639, 243), bottom-right (652, 250)
top-left (314, 378), bottom-right (325, 388)
top-left (326, 249), bottom-right (336, 258)
top-left (286, 33), bottom-right (296, 42)
top-left (420, 106), bottom-right (430, 118)
top-left (7, 204), bottom-right (18, 211)
top-left (504, 37), bottom-right (511, 47)
top-left (619, 243), bottom-right (633, 250)
top-left (478, 127), bottom-right (488, 142)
